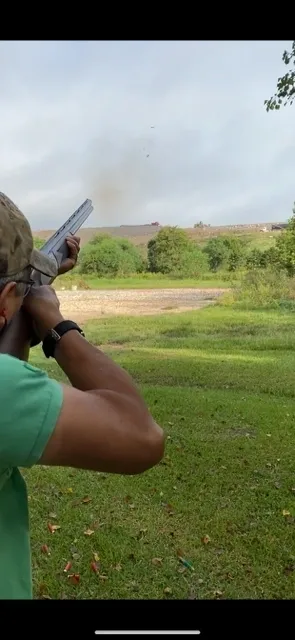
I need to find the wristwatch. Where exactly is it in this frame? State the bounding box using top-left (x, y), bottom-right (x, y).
top-left (42, 320), bottom-right (85, 358)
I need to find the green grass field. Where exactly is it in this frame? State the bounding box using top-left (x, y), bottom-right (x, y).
top-left (25, 305), bottom-right (295, 600)
top-left (54, 272), bottom-right (237, 291)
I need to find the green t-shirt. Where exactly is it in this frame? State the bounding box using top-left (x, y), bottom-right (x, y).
top-left (0, 354), bottom-right (63, 599)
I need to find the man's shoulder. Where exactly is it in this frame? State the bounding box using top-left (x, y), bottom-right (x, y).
top-left (0, 354), bottom-right (46, 377)
top-left (0, 355), bottom-right (53, 406)
top-left (0, 355), bottom-right (63, 469)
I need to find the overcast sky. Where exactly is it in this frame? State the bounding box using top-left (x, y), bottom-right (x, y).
top-left (0, 40), bottom-right (294, 230)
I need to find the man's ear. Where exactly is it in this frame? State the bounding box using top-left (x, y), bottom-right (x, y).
top-left (0, 282), bottom-right (17, 313)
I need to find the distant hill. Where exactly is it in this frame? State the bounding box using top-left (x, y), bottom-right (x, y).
top-left (33, 222), bottom-right (286, 250)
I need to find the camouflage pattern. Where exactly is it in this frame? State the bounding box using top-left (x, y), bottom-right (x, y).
top-left (0, 193), bottom-right (57, 278)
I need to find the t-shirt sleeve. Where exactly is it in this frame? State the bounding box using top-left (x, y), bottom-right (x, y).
top-left (0, 354), bottom-right (64, 468)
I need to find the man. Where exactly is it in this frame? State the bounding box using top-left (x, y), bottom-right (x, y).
top-left (0, 192), bottom-right (164, 599)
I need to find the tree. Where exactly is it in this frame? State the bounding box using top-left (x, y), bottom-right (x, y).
top-left (80, 234), bottom-right (144, 277)
top-left (223, 236), bottom-right (246, 271)
top-left (203, 237), bottom-right (229, 271)
top-left (265, 41), bottom-right (295, 111)
top-left (204, 235), bottom-right (246, 272)
top-left (246, 248), bottom-right (266, 270)
top-left (274, 203), bottom-right (295, 276)
top-left (147, 226), bottom-right (208, 276)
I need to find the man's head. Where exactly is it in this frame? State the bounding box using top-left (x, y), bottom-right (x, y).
top-left (0, 193), bottom-right (58, 329)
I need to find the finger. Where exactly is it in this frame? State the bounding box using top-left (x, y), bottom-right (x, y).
top-left (66, 235), bottom-right (80, 246)
top-left (66, 238), bottom-right (80, 252)
top-left (71, 235), bottom-right (80, 245)
top-left (66, 239), bottom-right (80, 256)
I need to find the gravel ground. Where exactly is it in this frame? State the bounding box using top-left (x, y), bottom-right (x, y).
top-left (56, 288), bottom-right (227, 322)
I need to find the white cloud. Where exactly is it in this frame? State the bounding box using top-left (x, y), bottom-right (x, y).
top-left (0, 40), bottom-right (294, 229)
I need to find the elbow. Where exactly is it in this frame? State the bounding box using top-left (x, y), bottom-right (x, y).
top-left (129, 422), bottom-right (165, 475)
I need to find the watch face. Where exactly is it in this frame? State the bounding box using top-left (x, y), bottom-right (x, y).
top-left (50, 328), bottom-right (61, 341)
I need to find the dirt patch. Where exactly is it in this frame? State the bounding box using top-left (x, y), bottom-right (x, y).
top-left (56, 288), bottom-right (227, 323)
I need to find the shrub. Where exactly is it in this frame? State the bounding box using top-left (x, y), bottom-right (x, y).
top-left (147, 226), bottom-right (208, 276)
top-left (80, 235), bottom-right (144, 277)
top-left (204, 236), bottom-right (246, 272)
top-left (227, 268), bottom-right (295, 309)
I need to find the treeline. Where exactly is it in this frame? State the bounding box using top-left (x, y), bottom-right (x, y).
top-left (33, 205), bottom-right (295, 279)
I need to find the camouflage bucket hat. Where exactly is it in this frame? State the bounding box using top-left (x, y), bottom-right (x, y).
top-left (0, 192), bottom-right (57, 279)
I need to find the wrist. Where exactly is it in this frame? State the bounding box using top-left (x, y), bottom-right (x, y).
top-left (36, 312), bottom-right (65, 341)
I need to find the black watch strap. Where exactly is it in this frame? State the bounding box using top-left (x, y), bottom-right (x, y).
top-left (42, 320), bottom-right (85, 359)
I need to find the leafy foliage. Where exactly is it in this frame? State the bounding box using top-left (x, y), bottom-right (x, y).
top-left (33, 236), bottom-right (44, 250)
top-left (273, 203), bottom-right (295, 276)
top-left (230, 268), bottom-right (295, 309)
top-left (204, 236), bottom-right (246, 272)
top-left (265, 41), bottom-right (295, 111)
top-left (80, 234), bottom-right (144, 277)
top-left (147, 226), bottom-right (208, 276)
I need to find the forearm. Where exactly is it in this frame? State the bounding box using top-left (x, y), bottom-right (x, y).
top-left (56, 329), bottom-right (148, 413)
top-left (0, 310), bottom-right (32, 361)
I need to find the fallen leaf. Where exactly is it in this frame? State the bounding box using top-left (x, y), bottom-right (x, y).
top-left (82, 496), bottom-right (92, 504)
top-left (84, 529), bottom-right (95, 536)
top-left (163, 587), bottom-right (172, 595)
top-left (128, 503), bottom-right (135, 510)
top-left (163, 503), bottom-right (174, 516)
top-left (41, 544), bottom-right (50, 555)
top-left (283, 510), bottom-right (291, 517)
top-left (47, 523), bottom-right (61, 534)
top-left (284, 564), bottom-right (295, 575)
top-left (114, 563), bottom-right (122, 571)
top-left (201, 535), bottom-right (211, 545)
top-left (151, 557), bottom-right (163, 566)
top-left (64, 562), bottom-right (72, 573)
top-left (99, 574), bottom-right (108, 581)
top-left (68, 573), bottom-right (80, 585)
top-left (48, 512), bottom-right (57, 519)
top-left (93, 552), bottom-right (100, 563)
top-left (90, 561), bottom-right (99, 573)
top-left (67, 487), bottom-right (73, 493)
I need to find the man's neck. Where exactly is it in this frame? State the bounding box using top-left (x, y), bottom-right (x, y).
top-left (0, 309), bottom-right (32, 361)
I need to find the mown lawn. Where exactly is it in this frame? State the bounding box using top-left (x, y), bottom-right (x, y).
top-left (54, 272), bottom-right (235, 291)
top-left (26, 306), bottom-right (295, 600)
